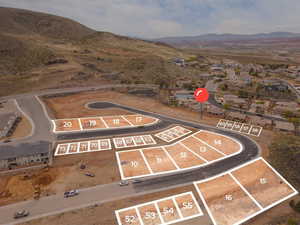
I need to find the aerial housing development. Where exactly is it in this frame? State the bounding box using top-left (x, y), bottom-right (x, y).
top-left (0, 3), bottom-right (300, 225)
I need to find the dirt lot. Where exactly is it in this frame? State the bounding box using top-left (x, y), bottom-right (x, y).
top-left (195, 174), bottom-right (261, 225)
top-left (10, 115), bottom-right (32, 139)
top-left (43, 92), bottom-right (134, 119)
top-left (16, 187), bottom-right (300, 225)
top-left (232, 159), bottom-right (296, 208)
top-left (0, 115), bottom-right (32, 142)
top-left (19, 185), bottom-right (213, 225)
top-left (0, 150), bottom-right (119, 207)
top-left (42, 90), bottom-right (273, 157)
top-left (0, 90), bottom-right (278, 214)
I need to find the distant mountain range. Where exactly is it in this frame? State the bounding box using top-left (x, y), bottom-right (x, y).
top-left (153, 32), bottom-right (300, 47)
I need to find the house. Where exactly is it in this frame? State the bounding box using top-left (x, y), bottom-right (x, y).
top-left (272, 101), bottom-right (299, 114)
top-left (206, 105), bottom-right (225, 116)
top-left (0, 141), bottom-right (51, 170)
top-left (238, 72), bottom-right (252, 85)
top-left (248, 116), bottom-right (272, 128)
top-left (198, 73), bottom-right (213, 81)
top-left (249, 101), bottom-right (270, 114)
top-left (262, 80), bottom-right (289, 92)
top-left (223, 95), bottom-right (249, 109)
top-left (227, 112), bottom-right (247, 121)
top-left (0, 112), bottom-right (21, 138)
top-left (173, 58), bottom-right (185, 67)
top-left (275, 121), bottom-right (295, 133)
top-left (210, 64), bottom-right (224, 72)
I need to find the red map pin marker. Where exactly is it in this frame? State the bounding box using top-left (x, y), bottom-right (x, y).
top-left (194, 88), bottom-right (209, 103)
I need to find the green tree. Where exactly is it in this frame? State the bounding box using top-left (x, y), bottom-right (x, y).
top-left (287, 218), bottom-right (298, 225)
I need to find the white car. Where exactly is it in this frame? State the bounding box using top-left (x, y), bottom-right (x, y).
top-left (14, 210), bottom-right (29, 219)
top-left (119, 180), bottom-right (129, 186)
top-left (64, 190), bottom-right (79, 198)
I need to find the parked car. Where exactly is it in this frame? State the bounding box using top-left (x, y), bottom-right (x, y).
top-left (64, 190), bottom-right (79, 198)
top-left (119, 180), bottom-right (129, 186)
top-left (85, 172), bottom-right (95, 177)
top-left (14, 210), bottom-right (29, 219)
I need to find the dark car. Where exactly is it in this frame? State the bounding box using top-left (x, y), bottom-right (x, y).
top-left (85, 172), bottom-right (95, 177)
top-left (14, 210), bottom-right (29, 219)
top-left (64, 190), bottom-right (79, 198)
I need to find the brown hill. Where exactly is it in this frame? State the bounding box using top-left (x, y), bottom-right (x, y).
top-left (0, 7), bottom-right (192, 97)
top-left (0, 7), bottom-right (95, 40)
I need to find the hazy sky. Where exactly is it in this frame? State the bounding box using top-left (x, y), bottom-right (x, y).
top-left (1, 0), bottom-right (299, 38)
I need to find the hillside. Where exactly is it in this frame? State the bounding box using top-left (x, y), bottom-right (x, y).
top-left (0, 7), bottom-right (192, 97)
top-left (0, 7), bottom-right (95, 40)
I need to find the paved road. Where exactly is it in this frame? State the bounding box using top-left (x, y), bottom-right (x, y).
top-left (205, 79), bottom-right (219, 93)
top-left (0, 89), bottom-right (261, 225)
top-left (0, 96), bottom-right (54, 162)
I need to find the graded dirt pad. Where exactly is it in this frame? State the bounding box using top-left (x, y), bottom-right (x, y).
top-left (79, 117), bottom-right (107, 129)
top-left (181, 136), bottom-right (224, 162)
top-left (53, 119), bottom-right (81, 132)
top-left (232, 122), bottom-right (243, 132)
top-left (42, 91), bottom-right (221, 129)
top-left (142, 147), bottom-right (177, 173)
top-left (56, 144), bottom-right (68, 155)
top-left (123, 115), bottom-right (157, 126)
top-left (117, 151), bottom-right (151, 178)
top-left (155, 126), bottom-right (192, 143)
top-left (79, 142), bottom-right (89, 152)
top-left (43, 93), bottom-right (134, 119)
top-left (195, 174), bottom-right (261, 225)
top-left (138, 203), bottom-right (162, 225)
top-left (117, 131), bottom-right (244, 179)
top-left (89, 141), bottom-right (100, 151)
top-left (156, 199), bottom-right (181, 223)
top-left (114, 138), bottom-right (126, 148)
top-left (8, 115), bottom-right (32, 139)
top-left (174, 193), bottom-right (202, 218)
top-left (0, 149), bottom-right (120, 207)
top-left (102, 116), bottom-right (131, 128)
top-left (240, 124), bottom-right (251, 134)
top-left (118, 208), bottom-right (141, 225)
top-left (123, 137), bottom-right (136, 147)
top-left (68, 143), bottom-right (79, 153)
top-left (194, 131), bottom-right (241, 155)
top-left (164, 143), bottom-right (205, 169)
top-left (231, 159), bottom-right (296, 208)
top-left (142, 135), bottom-right (156, 145)
top-left (249, 126), bottom-right (262, 136)
top-left (224, 121), bottom-right (234, 129)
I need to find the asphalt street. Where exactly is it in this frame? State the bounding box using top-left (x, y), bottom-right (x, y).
top-left (0, 88), bottom-right (261, 225)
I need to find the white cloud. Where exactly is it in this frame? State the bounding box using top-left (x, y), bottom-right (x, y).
top-left (0, 0), bottom-right (300, 38)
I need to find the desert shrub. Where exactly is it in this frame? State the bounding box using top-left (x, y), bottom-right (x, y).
top-left (287, 218), bottom-right (298, 225)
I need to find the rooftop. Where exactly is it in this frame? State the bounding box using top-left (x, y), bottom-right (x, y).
top-left (0, 141), bottom-right (51, 160)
